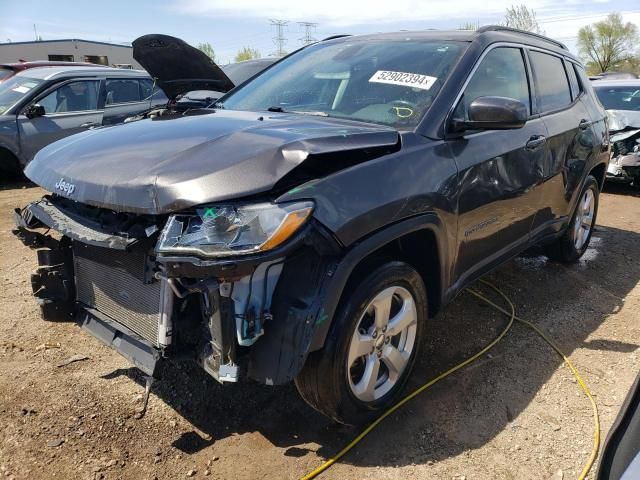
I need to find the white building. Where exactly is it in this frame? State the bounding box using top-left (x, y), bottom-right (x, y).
top-left (0, 39), bottom-right (141, 68)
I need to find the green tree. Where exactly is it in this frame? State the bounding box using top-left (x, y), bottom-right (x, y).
top-left (578, 13), bottom-right (639, 74)
top-left (197, 42), bottom-right (217, 63)
top-left (234, 47), bottom-right (261, 62)
top-left (504, 5), bottom-right (542, 34)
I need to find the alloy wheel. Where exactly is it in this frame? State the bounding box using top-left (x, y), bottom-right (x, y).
top-left (573, 188), bottom-right (595, 250)
top-left (347, 286), bottom-right (418, 402)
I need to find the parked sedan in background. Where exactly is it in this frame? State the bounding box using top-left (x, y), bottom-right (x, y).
top-left (0, 66), bottom-right (167, 176)
top-left (592, 79), bottom-right (640, 185)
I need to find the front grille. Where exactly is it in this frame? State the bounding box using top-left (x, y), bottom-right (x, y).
top-left (73, 243), bottom-right (161, 346)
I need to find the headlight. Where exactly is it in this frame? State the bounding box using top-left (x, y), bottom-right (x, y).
top-left (156, 201), bottom-right (314, 257)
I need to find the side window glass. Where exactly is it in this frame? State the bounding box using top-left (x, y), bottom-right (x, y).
top-left (455, 47), bottom-right (530, 120)
top-left (565, 61), bottom-right (582, 101)
top-left (529, 51), bottom-right (572, 112)
top-left (139, 79), bottom-right (168, 102)
top-left (38, 81), bottom-right (99, 113)
top-left (105, 79), bottom-right (142, 105)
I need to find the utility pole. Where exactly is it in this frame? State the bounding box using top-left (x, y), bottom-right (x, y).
top-left (298, 22), bottom-right (318, 45)
top-left (270, 19), bottom-right (289, 56)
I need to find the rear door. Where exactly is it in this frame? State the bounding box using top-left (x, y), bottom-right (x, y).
top-left (17, 78), bottom-right (103, 162)
top-left (451, 46), bottom-right (548, 284)
top-left (526, 50), bottom-right (598, 239)
top-left (101, 77), bottom-right (168, 125)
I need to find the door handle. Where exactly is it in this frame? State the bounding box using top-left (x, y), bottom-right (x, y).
top-left (579, 119), bottom-right (591, 130)
top-left (525, 135), bottom-right (546, 150)
top-left (81, 122), bottom-right (100, 129)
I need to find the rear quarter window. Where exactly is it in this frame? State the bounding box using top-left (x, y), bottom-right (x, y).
top-left (565, 61), bottom-right (582, 101)
top-left (529, 51), bottom-right (572, 113)
top-left (105, 79), bottom-right (142, 105)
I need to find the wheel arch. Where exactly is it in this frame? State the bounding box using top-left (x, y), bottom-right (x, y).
top-left (308, 213), bottom-right (448, 353)
top-left (589, 162), bottom-right (607, 191)
top-left (0, 145), bottom-right (22, 177)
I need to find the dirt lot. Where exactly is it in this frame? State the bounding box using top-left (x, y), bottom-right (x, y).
top-left (0, 181), bottom-right (639, 480)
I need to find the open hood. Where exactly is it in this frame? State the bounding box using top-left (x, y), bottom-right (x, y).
top-left (132, 34), bottom-right (235, 100)
top-left (24, 110), bottom-right (400, 214)
top-left (607, 109), bottom-right (640, 133)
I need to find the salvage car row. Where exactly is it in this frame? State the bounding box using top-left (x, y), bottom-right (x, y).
top-left (0, 35), bottom-right (276, 176)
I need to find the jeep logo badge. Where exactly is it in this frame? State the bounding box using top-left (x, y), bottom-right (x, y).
top-left (54, 178), bottom-right (75, 196)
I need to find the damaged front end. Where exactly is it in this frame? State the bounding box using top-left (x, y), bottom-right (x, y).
top-left (606, 110), bottom-right (640, 185)
top-left (13, 194), bottom-right (342, 385)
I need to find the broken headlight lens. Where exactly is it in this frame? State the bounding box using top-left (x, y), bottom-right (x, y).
top-left (156, 201), bottom-right (314, 257)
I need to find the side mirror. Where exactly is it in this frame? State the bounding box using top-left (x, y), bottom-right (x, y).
top-left (452, 96), bottom-right (527, 132)
top-left (25, 104), bottom-right (46, 119)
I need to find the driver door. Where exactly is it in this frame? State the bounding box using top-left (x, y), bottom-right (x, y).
top-left (450, 46), bottom-right (547, 284)
top-left (17, 79), bottom-right (103, 163)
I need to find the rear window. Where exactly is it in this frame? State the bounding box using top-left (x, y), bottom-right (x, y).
top-left (530, 51), bottom-right (572, 113)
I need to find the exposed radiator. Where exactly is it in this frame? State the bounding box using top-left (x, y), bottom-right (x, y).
top-left (73, 243), bottom-right (161, 346)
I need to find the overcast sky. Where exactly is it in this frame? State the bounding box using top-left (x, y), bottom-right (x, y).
top-left (1, 0), bottom-right (639, 63)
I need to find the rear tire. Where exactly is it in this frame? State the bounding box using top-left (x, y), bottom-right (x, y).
top-left (295, 261), bottom-right (428, 424)
top-left (546, 175), bottom-right (599, 263)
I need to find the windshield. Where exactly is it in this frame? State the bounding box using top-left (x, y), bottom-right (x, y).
top-left (593, 85), bottom-right (640, 111)
top-left (220, 39), bottom-right (465, 128)
top-left (0, 75), bottom-right (43, 114)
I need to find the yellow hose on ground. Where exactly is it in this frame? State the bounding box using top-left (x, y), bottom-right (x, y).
top-left (301, 279), bottom-right (600, 480)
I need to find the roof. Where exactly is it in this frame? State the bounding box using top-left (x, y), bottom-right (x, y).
top-left (0, 39), bottom-right (132, 48)
top-left (14, 65), bottom-right (148, 80)
top-left (321, 27), bottom-right (578, 62)
top-left (591, 79), bottom-right (640, 88)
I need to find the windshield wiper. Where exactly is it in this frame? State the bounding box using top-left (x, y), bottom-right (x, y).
top-left (267, 105), bottom-right (328, 116)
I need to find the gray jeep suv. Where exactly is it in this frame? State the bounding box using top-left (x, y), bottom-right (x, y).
top-left (14, 27), bottom-right (609, 424)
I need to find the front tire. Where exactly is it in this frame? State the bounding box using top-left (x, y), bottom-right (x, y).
top-left (295, 262), bottom-right (428, 424)
top-left (546, 175), bottom-right (599, 263)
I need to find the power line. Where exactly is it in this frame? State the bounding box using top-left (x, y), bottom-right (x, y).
top-left (298, 22), bottom-right (318, 45)
top-left (537, 9), bottom-right (640, 24)
top-left (270, 19), bottom-right (289, 56)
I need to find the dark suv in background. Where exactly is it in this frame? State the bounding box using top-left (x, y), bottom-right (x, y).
top-left (14, 26), bottom-right (608, 424)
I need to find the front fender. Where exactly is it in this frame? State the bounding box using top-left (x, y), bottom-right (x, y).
top-left (247, 213), bottom-right (447, 385)
top-left (308, 213), bottom-right (447, 352)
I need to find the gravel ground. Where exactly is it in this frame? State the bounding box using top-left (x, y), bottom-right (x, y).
top-left (0, 181), bottom-right (639, 480)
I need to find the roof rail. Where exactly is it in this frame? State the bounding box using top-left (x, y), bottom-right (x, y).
top-left (321, 34), bottom-right (352, 42)
top-left (476, 25), bottom-right (568, 51)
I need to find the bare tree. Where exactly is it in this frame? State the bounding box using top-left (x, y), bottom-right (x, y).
top-left (235, 47), bottom-right (261, 62)
top-left (459, 21), bottom-right (480, 31)
top-left (197, 42), bottom-right (217, 63)
top-left (578, 13), bottom-right (639, 74)
top-left (504, 5), bottom-right (542, 34)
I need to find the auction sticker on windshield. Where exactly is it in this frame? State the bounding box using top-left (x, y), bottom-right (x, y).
top-left (369, 71), bottom-right (437, 90)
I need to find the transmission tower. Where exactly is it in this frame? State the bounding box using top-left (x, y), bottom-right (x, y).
top-left (298, 22), bottom-right (318, 45)
top-left (270, 19), bottom-right (289, 56)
